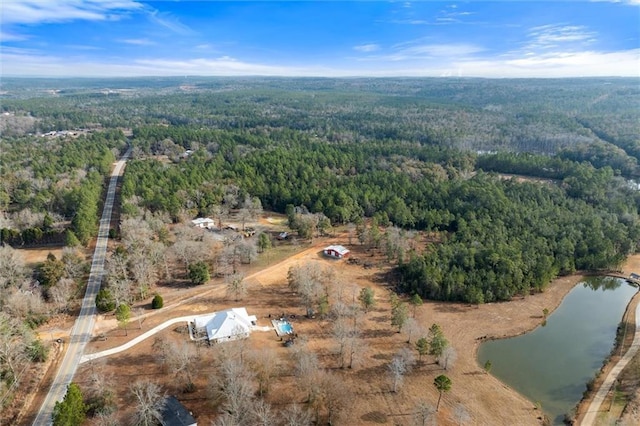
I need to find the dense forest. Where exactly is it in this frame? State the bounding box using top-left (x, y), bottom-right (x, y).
top-left (119, 125), bottom-right (639, 303)
top-left (2, 77), bottom-right (638, 173)
top-left (1, 77), bottom-right (639, 305)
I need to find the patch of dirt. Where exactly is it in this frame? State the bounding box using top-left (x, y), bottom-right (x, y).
top-left (16, 247), bottom-right (64, 266)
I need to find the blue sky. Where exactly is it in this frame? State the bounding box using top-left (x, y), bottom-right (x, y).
top-left (1, 1), bottom-right (638, 77)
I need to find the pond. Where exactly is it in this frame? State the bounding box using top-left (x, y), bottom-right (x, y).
top-left (477, 277), bottom-right (637, 425)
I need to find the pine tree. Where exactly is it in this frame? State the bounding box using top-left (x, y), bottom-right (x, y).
top-left (52, 383), bottom-right (86, 426)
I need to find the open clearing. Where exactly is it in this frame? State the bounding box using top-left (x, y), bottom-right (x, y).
top-left (20, 225), bottom-right (640, 425)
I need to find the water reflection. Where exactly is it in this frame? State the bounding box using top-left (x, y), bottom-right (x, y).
top-left (582, 276), bottom-right (622, 291)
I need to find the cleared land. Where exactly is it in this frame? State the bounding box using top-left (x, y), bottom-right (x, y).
top-left (19, 225), bottom-right (640, 425)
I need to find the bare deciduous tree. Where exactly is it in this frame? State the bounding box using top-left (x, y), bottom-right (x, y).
top-left (129, 252), bottom-right (156, 299)
top-left (129, 379), bottom-right (166, 426)
top-left (49, 278), bottom-right (76, 313)
top-left (0, 312), bottom-right (28, 389)
top-left (346, 331), bottom-right (368, 369)
top-left (12, 208), bottom-right (43, 230)
top-left (402, 317), bottom-right (422, 344)
top-left (86, 361), bottom-right (116, 417)
top-left (209, 358), bottom-right (256, 424)
top-left (388, 348), bottom-right (416, 393)
top-left (120, 217), bottom-right (154, 253)
top-left (106, 253), bottom-right (133, 305)
top-left (61, 247), bottom-right (84, 280)
top-left (0, 245), bottom-right (26, 289)
top-left (4, 286), bottom-right (46, 319)
top-left (331, 307), bottom-right (365, 369)
top-left (332, 318), bottom-right (350, 368)
top-left (152, 336), bottom-right (169, 367)
top-left (165, 340), bottom-right (200, 392)
top-left (280, 403), bottom-right (312, 426)
top-left (413, 400), bottom-right (436, 426)
top-left (346, 222), bottom-right (356, 245)
top-left (248, 348), bottom-right (278, 396)
top-left (225, 273), bottom-right (247, 301)
top-left (453, 403), bottom-right (471, 425)
top-left (238, 195), bottom-right (263, 231)
top-left (237, 239), bottom-right (258, 265)
top-left (93, 411), bottom-right (120, 426)
top-left (171, 239), bottom-right (202, 274)
top-left (288, 262), bottom-right (333, 317)
top-left (316, 371), bottom-right (352, 425)
top-left (388, 355), bottom-right (407, 393)
top-left (439, 346), bottom-right (457, 371)
top-left (292, 343), bottom-right (321, 403)
top-left (250, 399), bottom-right (276, 426)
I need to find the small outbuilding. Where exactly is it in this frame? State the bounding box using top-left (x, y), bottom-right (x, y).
top-left (323, 245), bottom-right (350, 259)
top-left (161, 396), bottom-right (197, 426)
top-left (191, 217), bottom-right (215, 229)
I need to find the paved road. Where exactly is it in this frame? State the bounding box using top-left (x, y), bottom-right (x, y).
top-left (33, 149), bottom-right (130, 426)
top-left (581, 299), bottom-right (640, 426)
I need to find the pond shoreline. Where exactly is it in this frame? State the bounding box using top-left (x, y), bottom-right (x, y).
top-left (470, 254), bottom-right (640, 426)
top-left (470, 274), bottom-right (584, 424)
top-left (573, 288), bottom-right (640, 424)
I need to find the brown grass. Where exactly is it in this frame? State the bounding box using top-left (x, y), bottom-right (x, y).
top-left (21, 227), bottom-right (640, 426)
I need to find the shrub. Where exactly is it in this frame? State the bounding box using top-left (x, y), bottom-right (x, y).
top-left (151, 294), bottom-right (163, 309)
top-left (95, 288), bottom-right (116, 312)
top-left (27, 339), bottom-right (49, 362)
top-left (188, 261), bottom-right (210, 285)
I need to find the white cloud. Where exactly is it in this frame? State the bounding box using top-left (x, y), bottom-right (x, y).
top-left (389, 19), bottom-right (431, 25)
top-left (65, 44), bottom-right (102, 51)
top-left (120, 38), bottom-right (155, 46)
top-left (364, 41), bottom-right (484, 61)
top-left (0, 30), bottom-right (27, 42)
top-left (354, 44), bottom-right (380, 52)
top-left (2, 45), bottom-right (638, 78)
top-left (526, 24), bottom-right (596, 51)
top-left (590, 0), bottom-right (640, 5)
top-left (399, 43), bottom-right (484, 57)
top-left (456, 49), bottom-right (640, 77)
top-left (148, 10), bottom-right (193, 36)
top-left (0, 0), bottom-right (144, 25)
top-left (0, 51), bottom-right (326, 77)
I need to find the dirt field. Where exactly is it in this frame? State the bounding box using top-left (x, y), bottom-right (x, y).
top-left (16, 247), bottom-right (64, 266)
top-left (20, 230), bottom-right (640, 426)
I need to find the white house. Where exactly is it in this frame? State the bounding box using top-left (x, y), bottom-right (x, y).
top-left (191, 217), bottom-right (215, 229)
top-left (190, 308), bottom-right (257, 343)
top-left (323, 245), bottom-right (350, 259)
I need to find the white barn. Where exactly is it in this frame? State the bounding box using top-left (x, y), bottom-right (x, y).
top-left (323, 245), bottom-right (350, 259)
top-left (190, 308), bottom-right (257, 343)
